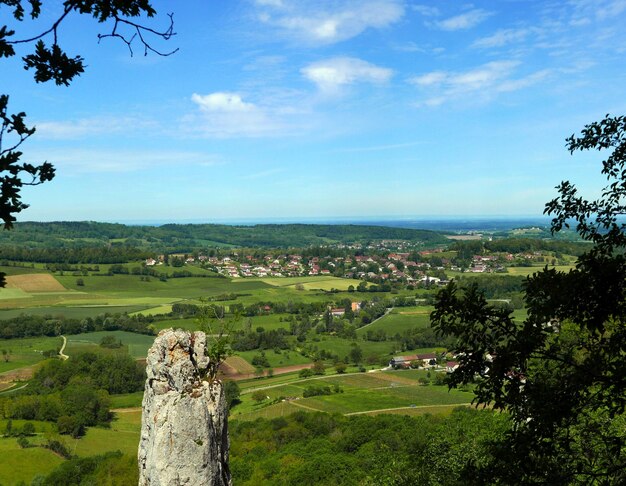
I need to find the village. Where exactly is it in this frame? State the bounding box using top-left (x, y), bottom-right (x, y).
top-left (144, 241), bottom-right (555, 287)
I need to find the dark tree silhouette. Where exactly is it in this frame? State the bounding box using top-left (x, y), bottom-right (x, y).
top-left (432, 114), bottom-right (626, 484)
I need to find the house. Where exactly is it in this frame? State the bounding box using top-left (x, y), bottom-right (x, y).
top-left (330, 308), bottom-right (345, 316)
top-left (389, 353), bottom-right (438, 368)
top-left (446, 361), bottom-right (459, 373)
top-left (145, 258), bottom-right (157, 266)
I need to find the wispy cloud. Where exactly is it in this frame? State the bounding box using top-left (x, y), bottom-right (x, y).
top-left (34, 116), bottom-right (159, 140)
top-left (410, 61), bottom-right (550, 106)
top-left (472, 28), bottom-right (532, 49)
top-left (255, 0), bottom-right (404, 44)
top-left (301, 57), bottom-right (392, 94)
top-left (330, 141), bottom-right (424, 153)
top-left (242, 168), bottom-right (285, 180)
top-left (435, 9), bottom-right (492, 31)
top-left (413, 4), bottom-right (440, 17)
top-left (25, 148), bottom-right (223, 174)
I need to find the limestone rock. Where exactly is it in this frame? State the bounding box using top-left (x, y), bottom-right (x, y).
top-left (138, 329), bottom-right (231, 486)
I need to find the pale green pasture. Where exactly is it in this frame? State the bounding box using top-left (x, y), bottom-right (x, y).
top-left (110, 391), bottom-right (144, 409)
top-left (131, 304), bottom-right (173, 316)
top-left (0, 288), bottom-right (32, 300)
top-left (357, 306), bottom-right (433, 335)
top-left (235, 348), bottom-right (312, 368)
top-left (65, 411), bottom-right (142, 457)
top-left (65, 331), bottom-right (155, 359)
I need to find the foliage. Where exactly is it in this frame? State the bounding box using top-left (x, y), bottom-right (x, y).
top-left (99, 335), bottom-right (123, 348)
top-left (229, 409), bottom-right (508, 485)
top-left (0, 221), bottom-right (449, 254)
top-left (431, 114), bottom-right (626, 484)
top-left (0, 1), bottom-right (175, 231)
top-left (40, 451), bottom-right (138, 485)
top-left (223, 380), bottom-right (241, 410)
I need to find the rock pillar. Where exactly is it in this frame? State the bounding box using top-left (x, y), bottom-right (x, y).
top-left (138, 329), bottom-right (230, 486)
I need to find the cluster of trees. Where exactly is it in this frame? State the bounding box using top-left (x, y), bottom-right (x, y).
top-left (229, 409), bottom-right (508, 485)
top-left (0, 313), bottom-right (155, 339)
top-left (0, 352), bottom-right (144, 437)
top-left (432, 115), bottom-right (626, 483)
top-left (0, 245), bottom-right (151, 264)
top-left (231, 328), bottom-right (289, 352)
top-left (302, 384), bottom-right (342, 397)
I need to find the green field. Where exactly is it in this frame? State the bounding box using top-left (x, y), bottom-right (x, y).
top-left (0, 437), bottom-right (65, 485)
top-left (65, 410), bottom-right (142, 457)
top-left (0, 335), bottom-right (62, 374)
top-left (357, 306), bottom-right (433, 335)
top-left (0, 304), bottom-right (154, 320)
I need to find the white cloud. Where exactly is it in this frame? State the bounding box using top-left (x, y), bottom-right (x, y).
top-left (256, 0), bottom-right (404, 44)
top-left (435, 9), bottom-right (492, 31)
top-left (192, 92), bottom-right (256, 113)
top-left (472, 28), bottom-right (532, 48)
top-left (301, 57), bottom-right (392, 93)
top-left (186, 92), bottom-right (291, 138)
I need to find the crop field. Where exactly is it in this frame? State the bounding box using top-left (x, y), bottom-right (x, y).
top-left (4, 274), bottom-right (66, 292)
top-left (64, 331), bottom-right (156, 359)
top-left (505, 264), bottom-right (575, 276)
top-left (258, 276), bottom-right (363, 291)
top-left (231, 370), bottom-right (473, 421)
top-left (0, 335), bottom-right (62, 374)
top-left (223, 356), bottom-right (256, 374)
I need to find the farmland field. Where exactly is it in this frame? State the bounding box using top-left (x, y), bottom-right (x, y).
top-left (230, 370), bottom-right (473, 421)
top-left (4, 274), bottom-right (66, 292)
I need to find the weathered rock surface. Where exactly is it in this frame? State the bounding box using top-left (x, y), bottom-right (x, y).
top-left (138, 329), bottom-right (231, 486)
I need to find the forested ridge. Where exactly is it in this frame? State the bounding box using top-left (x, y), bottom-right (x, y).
top-left (0, 221), bottom-right (449, 252)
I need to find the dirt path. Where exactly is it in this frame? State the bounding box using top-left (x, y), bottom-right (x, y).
top-left (289, 401), bottom-right (325, 412)
top-left (112, 407), bottom-right (141, 414)
top-left (59, 335), bottom-right (69, 360)
top-left (344, 403), bottom-right (471, 416)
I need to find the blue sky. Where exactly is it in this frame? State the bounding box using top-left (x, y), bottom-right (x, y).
top-left (5, 0), bottom-right (626, 222)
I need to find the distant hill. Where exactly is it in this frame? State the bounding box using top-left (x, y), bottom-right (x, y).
top-left (0, 221), bottom-right (449, 252)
